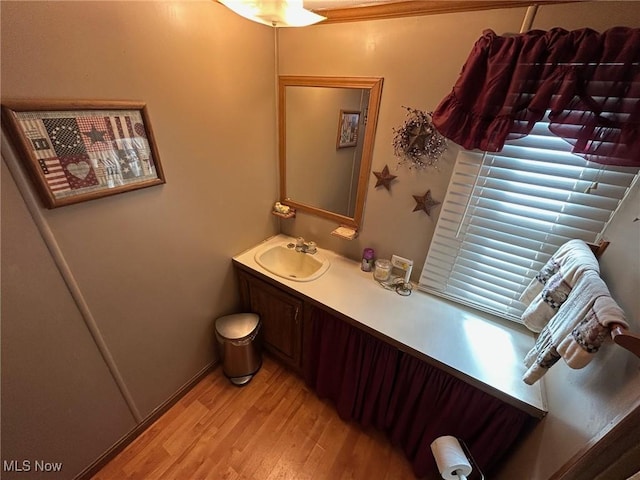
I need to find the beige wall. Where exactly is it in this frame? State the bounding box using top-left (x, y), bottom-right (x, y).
top-left (1, 1), bottom-right (277, 477)
top-left (278, 2), bottom-right (640, 479)
top-left (278, 7), bottom-right (528, 271)
top-left (1, 159), bottom-right (139, 479)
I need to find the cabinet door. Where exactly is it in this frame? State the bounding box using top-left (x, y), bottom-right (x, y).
top-left (242, 272), bottom-right (303, 371)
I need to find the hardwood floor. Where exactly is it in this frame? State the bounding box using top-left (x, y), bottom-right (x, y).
top-left (91, 355), bottom-right (419, 480)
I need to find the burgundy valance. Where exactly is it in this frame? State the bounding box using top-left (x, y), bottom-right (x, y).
top-left (432, 27), bottom-right (640, 167)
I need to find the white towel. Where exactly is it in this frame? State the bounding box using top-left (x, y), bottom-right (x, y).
top-left (557, 296), bottom-right (628, 369)
top-left (523, 270), bottom-right (609, 385)
top-left (519, 239), bottom-right (583, 305)
top-left (521, 240), bottom-right (600, 333)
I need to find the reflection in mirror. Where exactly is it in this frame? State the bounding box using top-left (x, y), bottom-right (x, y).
top-left (279, 76), bottom-right (383, 229)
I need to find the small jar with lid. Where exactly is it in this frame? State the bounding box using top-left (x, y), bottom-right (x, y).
top-left (374, 259), bottom-right (392, 281)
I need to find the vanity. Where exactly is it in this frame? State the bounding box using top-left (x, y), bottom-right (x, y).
top-left (233, 234), bottom-right (546, 478)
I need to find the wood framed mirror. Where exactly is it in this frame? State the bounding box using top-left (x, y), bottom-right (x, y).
top-left (278, 75), bottom-right (384, 229)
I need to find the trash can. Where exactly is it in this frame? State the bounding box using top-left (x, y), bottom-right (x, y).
top-left (215, 313), bottom-right (262, 386)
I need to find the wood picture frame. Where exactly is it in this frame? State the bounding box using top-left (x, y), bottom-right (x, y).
top-left (1, 100), bottom-right (165, 208)
top-left (336, 110), bottom-right (360, 149)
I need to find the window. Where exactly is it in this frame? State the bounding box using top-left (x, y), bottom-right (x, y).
top-left (418, 118), bottom-right (639, 323)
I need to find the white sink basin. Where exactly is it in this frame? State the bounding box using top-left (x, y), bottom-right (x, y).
top-left (254, 243), bottom-right (330, 282)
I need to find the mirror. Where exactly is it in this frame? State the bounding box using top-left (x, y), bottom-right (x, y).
top-left (279, 76), bottom-right (384, 229)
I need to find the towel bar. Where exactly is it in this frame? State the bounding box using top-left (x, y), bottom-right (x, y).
top-left (586, 240), bottom-right (610, 258)
top-left (585, 241), bottom-right (640, 359)
top-left (610, 324), bottom-right (640, 358)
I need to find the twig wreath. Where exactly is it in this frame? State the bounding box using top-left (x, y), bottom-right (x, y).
top-left (392, 107), bottom-right (446, 170)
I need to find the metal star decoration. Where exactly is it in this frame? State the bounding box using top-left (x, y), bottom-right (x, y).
top-left (392, 107), bottom-right (447, 170)
top-left (373, 164), bottom-right (398, 191)
top-left (407, 122), bottom-right (430, 151)
top-left (412, 190), bottom-right (441, 216)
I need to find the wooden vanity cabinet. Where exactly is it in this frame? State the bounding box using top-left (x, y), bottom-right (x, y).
top-left (236, 268), bottom-right (304, 373)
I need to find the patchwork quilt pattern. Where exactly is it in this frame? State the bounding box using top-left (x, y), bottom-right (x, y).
top-left (16, 110), bottom-right (156, 200)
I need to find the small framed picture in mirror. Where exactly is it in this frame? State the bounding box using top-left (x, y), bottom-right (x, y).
top-left (336, 110), bottom-right (360, 149)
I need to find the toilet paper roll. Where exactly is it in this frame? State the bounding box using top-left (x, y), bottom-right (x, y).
top-left (430, 436), bottom-right (472, 480)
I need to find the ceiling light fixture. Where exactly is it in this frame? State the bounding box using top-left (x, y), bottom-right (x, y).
top-left (219, 0), bottom-right (326, 27)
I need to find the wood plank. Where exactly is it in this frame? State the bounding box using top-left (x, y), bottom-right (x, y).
top-left (90, 355), bottom-right (417, 479)
top-left (314, 0), bottom-right (576, 24)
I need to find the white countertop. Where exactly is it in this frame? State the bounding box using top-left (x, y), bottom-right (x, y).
top-left (233, 234), bottom-right (547, 417)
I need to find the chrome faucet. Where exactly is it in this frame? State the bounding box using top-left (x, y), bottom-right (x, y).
top-left (295, 237), bottom-right (317, 254)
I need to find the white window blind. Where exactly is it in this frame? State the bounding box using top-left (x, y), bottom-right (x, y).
top-left (418, 120), bottom-right (639, 323)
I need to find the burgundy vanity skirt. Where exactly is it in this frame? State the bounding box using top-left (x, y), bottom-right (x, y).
top-left (304, 307), bottom-right (533, 478)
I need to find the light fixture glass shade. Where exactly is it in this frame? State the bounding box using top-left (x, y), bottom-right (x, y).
top-left (219, 0), bottom-right (326, 27)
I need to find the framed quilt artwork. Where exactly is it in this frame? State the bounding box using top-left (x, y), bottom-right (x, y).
top-left (336, 110), bottom-right (360, 149)
top-left (1, 100), bottom-right (165, 208)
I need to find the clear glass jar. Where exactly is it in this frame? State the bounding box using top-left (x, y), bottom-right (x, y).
top-left (374, 259), bottom-right (392, 281)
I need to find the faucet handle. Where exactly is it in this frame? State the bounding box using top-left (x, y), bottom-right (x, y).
top-left (306, 241), bottom-right (317, 254)
top-left (296, 237), bottom-right (305, 247)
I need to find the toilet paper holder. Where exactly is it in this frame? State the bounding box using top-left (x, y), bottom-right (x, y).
top-left (456, 439), bottom-right (484, 480)
top-left (431, 436), bottom-right (484, 480)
